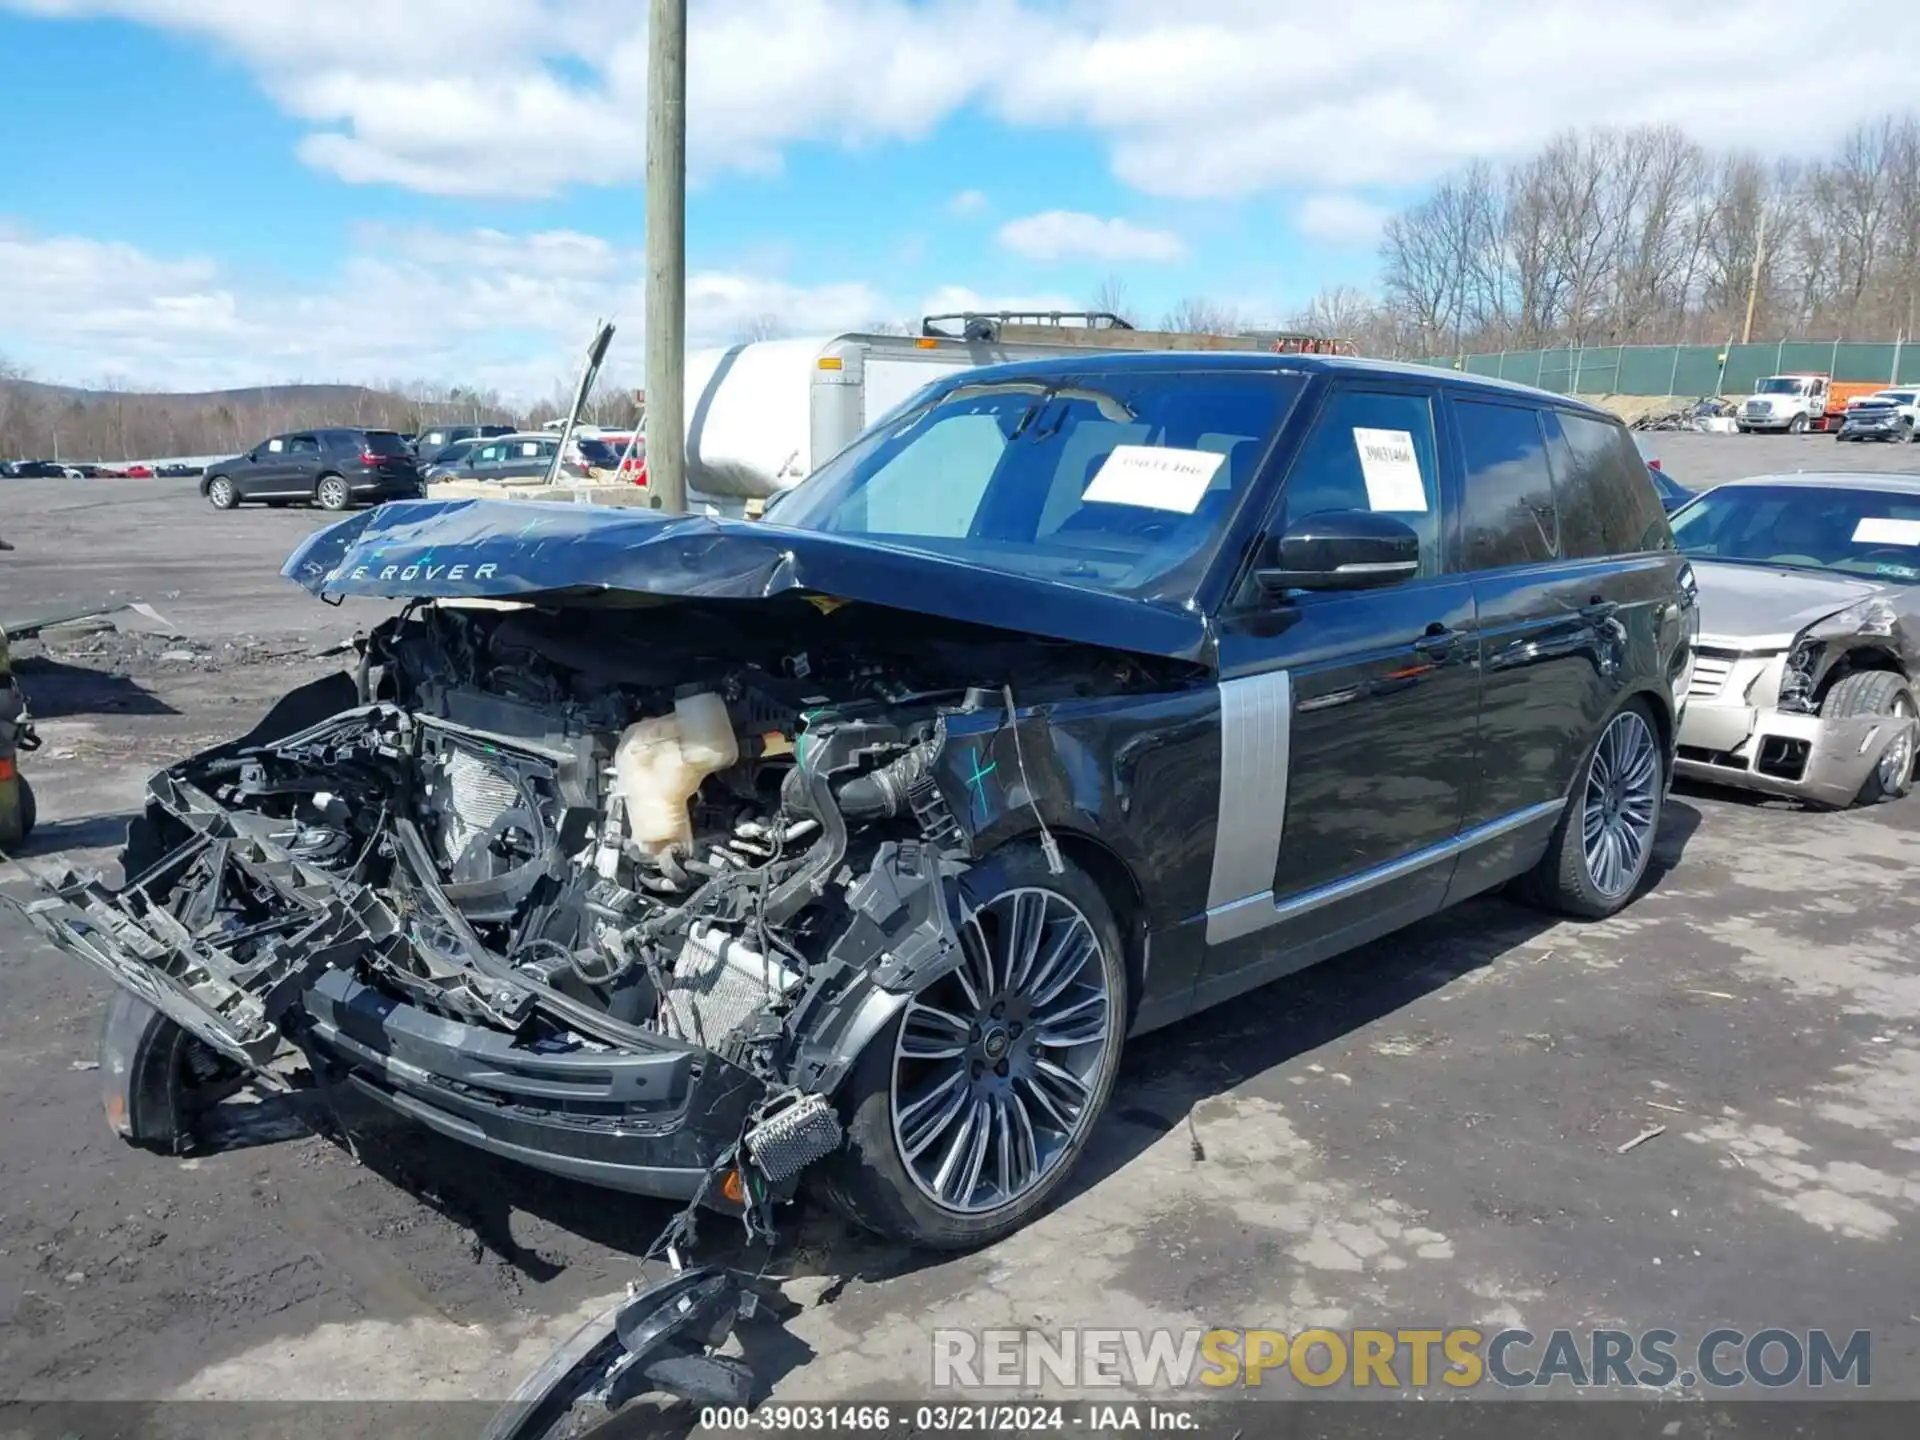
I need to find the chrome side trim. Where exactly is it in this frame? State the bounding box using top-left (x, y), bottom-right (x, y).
top-left (1206, 671), bottom-right (1293, 918)
top-left (1204, 799), bottom-right (1566, 946)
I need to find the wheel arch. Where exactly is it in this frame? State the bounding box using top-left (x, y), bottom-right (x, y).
top-left (1814, 644), bottom-right (1908, 705)
top-left (982, 824), bottom-right (1149, 1027)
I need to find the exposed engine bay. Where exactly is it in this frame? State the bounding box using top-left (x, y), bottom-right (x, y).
top-left (22, 594), bottom-right (1186, 1240)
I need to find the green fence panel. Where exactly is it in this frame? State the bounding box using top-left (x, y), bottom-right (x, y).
top-left (1419, 338), bottom-right (1920, 394)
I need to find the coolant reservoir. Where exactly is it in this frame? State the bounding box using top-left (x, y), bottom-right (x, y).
top-left (614, 691), bottom-right (741, 857)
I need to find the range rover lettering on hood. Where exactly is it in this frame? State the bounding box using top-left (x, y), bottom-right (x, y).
top-left (285, 497), bottom-right (1219, 665)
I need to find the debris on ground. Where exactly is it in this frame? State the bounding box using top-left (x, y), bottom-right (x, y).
top-left (1616, 1125), bottom-right (1667, 1154)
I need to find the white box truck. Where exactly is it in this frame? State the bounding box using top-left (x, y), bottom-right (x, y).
top-left (678, 313), bottom-right (1314, 516)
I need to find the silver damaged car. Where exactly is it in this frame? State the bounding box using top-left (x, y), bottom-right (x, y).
top-left (1670, 472), bottom-right (1920, 807)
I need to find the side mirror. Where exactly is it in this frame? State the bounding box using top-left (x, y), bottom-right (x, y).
top-left (1256, 509), bottom-right (1421, 594)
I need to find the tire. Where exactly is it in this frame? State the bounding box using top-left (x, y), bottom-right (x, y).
top-left (17, 774), bottom-right (32, 839)
top-left (816, 842), bottom-right (1129, 1250)
top-left (96, 990), bottom-right (245, 1153)
top-left (1788, 413), bottom-right (1809, 435)
top-left (1515, 699), bottom-right (1665, 920)
top-left (315, 474), bottom-right (351, 511)
top-left (205, 475), bottom-right (237, 510)
top-left (1820, 671), bottom-right (1917, 806)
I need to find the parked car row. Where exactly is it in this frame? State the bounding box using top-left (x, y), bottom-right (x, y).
top-left (3, 459), bottom-right (203, 479)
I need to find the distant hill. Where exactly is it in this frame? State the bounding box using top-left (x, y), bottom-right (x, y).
top-left (2, 377), bottom-right (394, 412)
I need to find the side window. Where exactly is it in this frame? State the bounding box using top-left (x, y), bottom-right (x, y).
top-left (473, 442), bottom-right (506, 468)
top-left (1548, 411), bottom-right (1674, 558)
top-left (1274, 388), bottom-right (1443, 575)
top-left (1453, 400), bottom-right (1557, 570)
top-left (288, 434), bottom-right (321, 455)
top-left (831, 412), bottom-right (1008, 538)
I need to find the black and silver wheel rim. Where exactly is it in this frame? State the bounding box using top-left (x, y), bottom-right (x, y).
top-left (1582, 710), bottom-right (1660, 899)
top-left (208, 479), bottom-right (233, 507)
top-left (318, 478), bottom-right (347, 509)
top-left (890, 887), bottom-right (1112, 1216)
top-left (1880, 696), bottom-right (1917, 794)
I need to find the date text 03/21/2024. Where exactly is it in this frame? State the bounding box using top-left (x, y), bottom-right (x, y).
top-left (698, 1405), bottom-right (1193, 1432)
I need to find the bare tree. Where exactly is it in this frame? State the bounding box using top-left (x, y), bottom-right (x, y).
top-left (1089, 273), bottom-right (1133, 324)
top-left (733, 312), bottom-right (786, 343)
top-left (1160, 297), bottom-right (1242, 335)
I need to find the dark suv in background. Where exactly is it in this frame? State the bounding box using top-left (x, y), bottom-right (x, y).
top-left (414, 423), bottom-right (515, 462)
top-left (201, 428), bottom-right (421, 511)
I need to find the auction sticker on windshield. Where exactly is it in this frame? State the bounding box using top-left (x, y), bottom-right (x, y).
top-left (1853, 517), bottom-right (1920, 546)
top-left (1353, 428), bottom-right (1428, 512)
top-left (1083, 445), bottom-right (1225, 513)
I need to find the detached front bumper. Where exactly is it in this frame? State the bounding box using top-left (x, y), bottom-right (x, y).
top-left (1676, 699), bottom-right (1917, 806)
top-left (9, 775), bottom-right (764, 1205)
top-left (304, 970), bottom-right (763, 1199)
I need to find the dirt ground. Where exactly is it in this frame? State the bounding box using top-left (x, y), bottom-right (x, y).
top-left (3, 445), bottom-right (1920, 1428)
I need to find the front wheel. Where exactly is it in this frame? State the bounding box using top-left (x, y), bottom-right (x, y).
top-left (817, 843), bottom-right (1128, 1250)
top-left (1516, 700), bottom-right (1665, 920)
top-left (1821, 671), bottom-right (1917, 806)
top-left (205, 475), bottom-right (237, 509)
top-left (314, 474), bottom-right (351, 511)
top-left (1788, 413), bottom-right (1809, 435)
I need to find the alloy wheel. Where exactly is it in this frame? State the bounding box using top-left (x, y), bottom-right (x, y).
top-left (317, 477), bottom-right (349, 510)
top-left (1879, 695), bottom-right (1917, 796)
top-left (207, 477), bottom-right (235, 509)
top-left (890, 887), bottom-right (1113, 1216)
top-left (1581, 710), bottom-right (1660, 900)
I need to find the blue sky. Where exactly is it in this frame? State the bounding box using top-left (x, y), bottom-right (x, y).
top-left (3, 0), bottom-right (1915, 398)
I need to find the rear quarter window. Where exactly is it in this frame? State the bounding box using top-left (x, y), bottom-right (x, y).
top-left (1547, 410), bottom-right (1674, 558)
top-left (363, 431), bottom-right (411, 456)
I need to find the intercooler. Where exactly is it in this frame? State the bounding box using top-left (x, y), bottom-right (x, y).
top-left (659, 926), bottom-right (802, 1049)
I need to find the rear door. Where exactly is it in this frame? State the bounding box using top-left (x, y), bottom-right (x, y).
top-left (1459, 401), bottom-right (1677, 878)
top-left (286, 433), bottom-right (324, 492)
top-left (1196, 379), bottom-right (1482, 1006)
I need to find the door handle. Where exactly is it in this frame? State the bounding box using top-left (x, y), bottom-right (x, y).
top-left (1413, 623), bottom-right (1456, 654)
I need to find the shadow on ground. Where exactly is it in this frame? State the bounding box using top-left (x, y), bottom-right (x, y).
top-left (14, 655), bottom-right (178, 718)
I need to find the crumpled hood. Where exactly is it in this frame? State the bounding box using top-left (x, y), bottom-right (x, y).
top-left (1690, 559), bottom-right (1886, 644)
top-left (282, 497), bottom-right (1217, 665)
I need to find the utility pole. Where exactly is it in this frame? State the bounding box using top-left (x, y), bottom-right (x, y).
top-left (1740, 203), bottom-right (1769, 347)
top-left (644, 0), bottom-right (688, 513)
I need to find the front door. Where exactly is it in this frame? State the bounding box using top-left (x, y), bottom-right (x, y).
top-left (1195, 382), bottom-right (1482, 1008)
top-left (236, 436), bottom-right (292, 498)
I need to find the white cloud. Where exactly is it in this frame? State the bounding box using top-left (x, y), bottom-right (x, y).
top-left (0, 221), bottom-right (888, 395)
top-left (920, 284), bottom-right (1085, 317)
top-left (1295, 193), bottom-right (1391, 246)
top-left (947, 189), bottom-right (990, 217)
top-left (996, 211), bottom-right (1185, 263)
top-left (9, 2), bottom-right (1919, 199)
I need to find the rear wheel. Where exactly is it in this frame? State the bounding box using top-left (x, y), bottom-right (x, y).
top-left (205, 475), bottom-right (237, 509)
top-left (1516, 700), bottom-right (1664, 919)
top-left (1821, 671), bottom-right (1917, 806)
top-left (817, 843), bottom-right (1128, 1250)
top-left (315, 474), bottom-right (350, 511)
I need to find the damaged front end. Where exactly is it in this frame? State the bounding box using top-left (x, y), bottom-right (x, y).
top-left (15, 594), bottom-right (1178, 1238)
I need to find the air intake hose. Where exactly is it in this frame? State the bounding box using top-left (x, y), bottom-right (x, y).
top-left (833, 743), bottom-right (935, 820)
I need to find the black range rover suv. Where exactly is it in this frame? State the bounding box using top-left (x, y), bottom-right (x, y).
top-left (24, 355), bottom-right (1696, 1252)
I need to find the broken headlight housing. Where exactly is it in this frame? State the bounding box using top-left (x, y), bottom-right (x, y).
top-left (1827, 596), bottom-right (1900, 638)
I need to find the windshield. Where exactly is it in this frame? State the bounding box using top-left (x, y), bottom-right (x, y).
top-left (1670, 483), bottom-right (1920, 582)
top-left (1756, 378), bottom-right (1807, 395)
top-left (767, 369), bottom-right (1303, 601)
